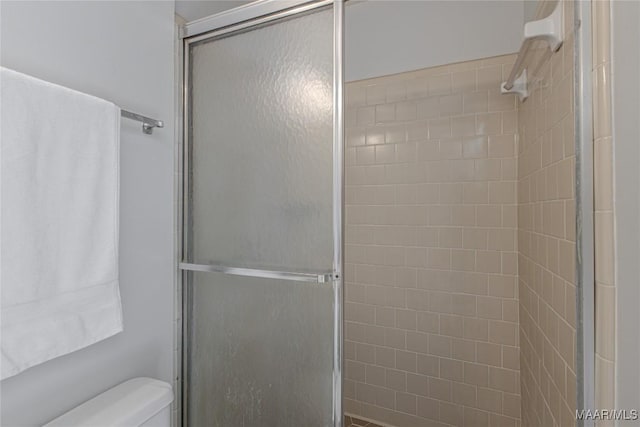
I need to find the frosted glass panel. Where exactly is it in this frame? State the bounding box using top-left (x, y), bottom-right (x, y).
top-left (188, 7), bottom-right (333, 271)
top-left (187, 272), bottom-right (335, 426)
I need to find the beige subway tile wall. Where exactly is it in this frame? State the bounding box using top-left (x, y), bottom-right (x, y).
top-left (344, 53), bottom-right (521, 427)
top-left (592, 1), bottom-right (615, 425)
top-left (516, 1), bottom-right (577, 426)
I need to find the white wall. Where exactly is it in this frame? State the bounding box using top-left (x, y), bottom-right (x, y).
top-left (176, 0), bottom-right (250, 22)
top-left (174, 0), bottom-right (524, 82)
top-left (345, 0), bottom-right (523, 81)
top-left (523, 0), bottom-right (540, 22)
top-left (0, 2), bottom-right (176, 426)
top-left (612, 0), bottom-right (640, 421)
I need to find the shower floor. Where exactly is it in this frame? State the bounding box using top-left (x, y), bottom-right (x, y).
top-left (344, 415), bottom-right (384, 427)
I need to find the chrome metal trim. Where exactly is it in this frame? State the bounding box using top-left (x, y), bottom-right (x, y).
top-left (120, 109), bottom-right (164, 134)
top-left (183, 0), bottom-right (332, 41)
top-left (181, 270), bottom-right (192, 427)
top-left (574, 1), bottom-right (595, 425)
top-left (332, 1), bottom-right (344, 426)
top-left (173, 16), bottom-right (186, 427)
top-left (180, 29), bottom-right (192, 427)
top-left (179, 262), bottom-right (335, 284)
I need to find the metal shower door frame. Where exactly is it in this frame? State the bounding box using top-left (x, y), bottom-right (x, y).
top-left (177, 1), bottom-right (345, 425)
top-left (574, 1), bottom-right (595, 425)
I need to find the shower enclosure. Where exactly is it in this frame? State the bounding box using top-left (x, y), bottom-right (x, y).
top-left (179, 1), bottom-right (344, 426)
top-left (177, 1), bottom-right (595, 426)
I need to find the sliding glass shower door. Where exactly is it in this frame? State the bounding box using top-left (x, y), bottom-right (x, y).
top-left (181, 2), bottom-right (343, 426)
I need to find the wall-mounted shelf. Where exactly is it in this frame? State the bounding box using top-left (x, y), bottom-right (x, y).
top-left (501, 1), bottom-right (564, 102)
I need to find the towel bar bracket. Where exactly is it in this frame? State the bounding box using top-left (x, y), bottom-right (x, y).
top-left (501, 69), bottom-right (528, 102)
top-left (141, 122), bottom-right (163, 135)
top-left (121, 109), bottom-right (164, 134)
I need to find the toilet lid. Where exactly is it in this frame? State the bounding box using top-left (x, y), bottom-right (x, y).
top-left (44, 377), bottom-right (174, 427)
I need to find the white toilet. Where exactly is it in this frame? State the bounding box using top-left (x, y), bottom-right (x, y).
top-left (44, 377), bottom-right (174, 427)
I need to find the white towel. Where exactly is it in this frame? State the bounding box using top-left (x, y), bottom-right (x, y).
top-left (0, 67), bottom-right (123, 380)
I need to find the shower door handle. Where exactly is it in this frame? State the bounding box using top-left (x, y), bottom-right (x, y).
top-left (179, 262), bottom-right (337, 284)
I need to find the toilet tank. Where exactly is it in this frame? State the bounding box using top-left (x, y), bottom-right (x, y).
top-left (44, 378), bottom-right (174, 427)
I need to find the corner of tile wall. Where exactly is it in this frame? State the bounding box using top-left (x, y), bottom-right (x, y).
top-left (591, 0), bottom-right (616, 421)
top-left (516, 1), bottom-right (578, 426)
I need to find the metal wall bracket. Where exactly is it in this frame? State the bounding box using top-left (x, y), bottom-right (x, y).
top-left (121, 109), bottom-right (164, 134)
top-left (141, 122), bottom-right (162, 135)
top-left (501, 69), bottom-right (529, 101)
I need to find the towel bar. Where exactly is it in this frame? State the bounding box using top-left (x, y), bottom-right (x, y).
top-left (121, 109), bottom-right (164, 134)
top-left (179, 262), bottom-right (337, 284)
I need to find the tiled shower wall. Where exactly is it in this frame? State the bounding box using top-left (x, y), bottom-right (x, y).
top-left (516, 1), bottom-right (578, 426)
top-left (344, 54), bottom-right (521, 427)
top-left (592, 0), bottom-right (616, 423)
